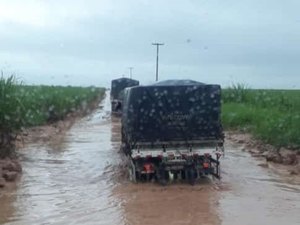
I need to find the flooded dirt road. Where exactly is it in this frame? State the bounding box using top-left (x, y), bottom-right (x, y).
top-left (219, 143), bottom-right (300, 225)
top-left (1, 92), bottom-right (300, 225)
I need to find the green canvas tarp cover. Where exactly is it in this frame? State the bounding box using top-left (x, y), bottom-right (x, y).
top-left (111, 78), bottom-right (139, 101)
top-left (122, 80), bottom-right (223, 145)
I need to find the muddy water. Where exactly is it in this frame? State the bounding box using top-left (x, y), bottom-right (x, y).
top-left (0, 92), bottom-right (123, 225)
top-left (0, 92), bottom-right (300, 225)
top-left (219, 142), bottom-right (300, 225)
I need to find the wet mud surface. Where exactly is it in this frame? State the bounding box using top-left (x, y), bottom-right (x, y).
top-left (219, 141), bottom-right (300, 225)
top-left (115, 182), bottom-right (221, 225)
top-left (0, 92), bottom-right (299, 225)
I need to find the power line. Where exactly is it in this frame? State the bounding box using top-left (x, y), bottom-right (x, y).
top-left (152, 43), bottom-right (164, 81)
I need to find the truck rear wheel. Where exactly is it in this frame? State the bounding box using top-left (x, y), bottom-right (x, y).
top-left (157, 165), bottom-right (169, 186)
top-left (129, 167), bottom-right (137, 182)
top-left (129, 160), bottom-right (138, 182)
top-left (187, 167), bottom-right (197, 185)
top-left (173, 172), bottom-right (178, 180)
top-left (181, 170), bottom-right (186, 180)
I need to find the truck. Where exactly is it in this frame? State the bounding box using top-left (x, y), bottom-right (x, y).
top-left (110, 78), bottom-right (139, 114)
top-left (121, 79), bottom-right (224, 185)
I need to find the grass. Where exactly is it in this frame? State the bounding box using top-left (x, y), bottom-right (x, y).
top-left (0, 75), bottom-right (105, 157)
top-left (17, 85), bottom-right (105, 126)
top-left (222, 84), bottom-right (300, 149)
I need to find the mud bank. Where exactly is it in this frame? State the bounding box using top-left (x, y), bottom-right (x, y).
top-left (0, 94), bottom-right (105, 189)
top-left (0, 159), bottom-right (22, 188)
top-left (0, 113), bottom-right (79, 189)
top-left (18, 93), bottom-right (105, 146)
top-left (226, 131), bottom-right (300, 175)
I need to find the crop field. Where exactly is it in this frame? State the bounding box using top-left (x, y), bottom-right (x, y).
top-left (0, 76), bottom-right (105, 157)
top-left (222, 84), bottom-right (300, 149)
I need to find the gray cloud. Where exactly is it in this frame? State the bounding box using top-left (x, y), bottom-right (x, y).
top-left (0, 0), bottom-right (299, 88)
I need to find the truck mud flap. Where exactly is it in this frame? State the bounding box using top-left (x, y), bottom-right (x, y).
top-left (209, 157), bottom-right (221, 179)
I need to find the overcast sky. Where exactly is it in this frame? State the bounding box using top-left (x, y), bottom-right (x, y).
top-left (0, 0), bottom-right (299, 88)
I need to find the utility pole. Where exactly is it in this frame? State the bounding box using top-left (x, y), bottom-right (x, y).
top-left (152, 43), bottom-right (164, 81)
top-left (128, 67), bottom-right (133, 79)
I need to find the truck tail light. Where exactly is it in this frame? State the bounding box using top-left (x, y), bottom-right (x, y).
top-left (203, 162), bottom-right (210, 169)
top-left (143, 163), bottom-right (154, 173)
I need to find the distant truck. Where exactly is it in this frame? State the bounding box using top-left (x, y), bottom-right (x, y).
top-left (121, 80), bottom-right (224, 185)
top-left (110, 78), bottom-right (139, 114)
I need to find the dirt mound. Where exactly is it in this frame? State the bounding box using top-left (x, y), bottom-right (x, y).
top-left (226, 131), bottom-right (300, 175)
top-left (1, 96), bottom-right (105, 190)
top-left (0, 159), bottom-right (22, 188)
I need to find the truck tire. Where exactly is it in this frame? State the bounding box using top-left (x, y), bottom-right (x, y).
top-left (129, 160), bottom-right (138, 183)
top-left (181, 170), bottom-right (186, 180)
top-left (187, 167), bottom-right (197, 185)
top-left (157, 165), bottom-right (168, 186)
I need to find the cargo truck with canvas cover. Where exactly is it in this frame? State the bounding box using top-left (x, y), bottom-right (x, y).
top-left (121, 80), bottom-right (224, 184)
top-left (110, 78), bottom-right (139, 114)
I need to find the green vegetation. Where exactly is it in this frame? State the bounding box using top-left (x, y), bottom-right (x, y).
top-left (222, 84), bottom-right (300, 149)
top-left (17, 85), bottom-right (105, 126)
top-left (0, 75), bottom-right (105, 157)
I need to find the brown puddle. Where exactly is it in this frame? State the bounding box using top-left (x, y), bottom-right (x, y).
top-left (0, 92), bottom-right (123, 225)
top-left (0, 92), bottom-right (300, 225)
top-left (218, 141), bottom-right (300, 225)
top-left (114, 182), bottom-right (221, 225)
